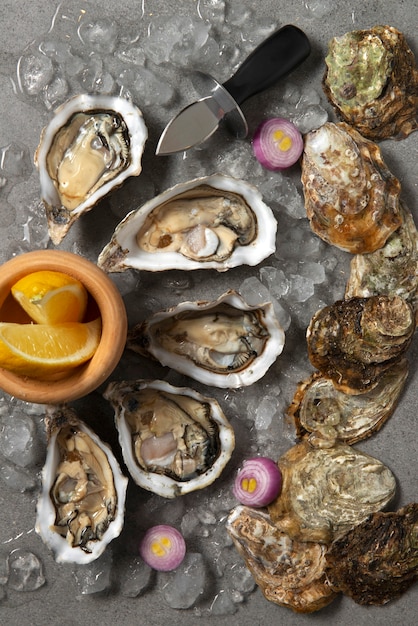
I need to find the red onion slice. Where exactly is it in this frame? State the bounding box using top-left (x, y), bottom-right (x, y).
top-left (232, 457), bottom-right (282, 507)
top-left (139, 524), bottom-right (186, 571)
top-left (252, 118), bottom-right (303, 170)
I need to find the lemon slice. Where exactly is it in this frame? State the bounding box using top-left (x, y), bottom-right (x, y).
top-left (0, 318), bottom-right (101, 378)
top-left (11, 270), bottom-right (88, 324)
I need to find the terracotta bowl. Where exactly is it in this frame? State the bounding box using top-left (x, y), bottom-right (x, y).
top-left (0, 250), bottom-right (127, 404)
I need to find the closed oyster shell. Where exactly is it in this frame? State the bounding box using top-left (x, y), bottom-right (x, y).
top-left (345, 202), bottom-right (418, 319)
top-left (104, 379), bottom-right (234, 498)
top-left (301, 122), bottom-right (402, 253)
top-left (35, 406), bottom-right (128, 564)
top-left (325, 503), bottom-right (418, 605)
top-left (268, 440), bottom-right (396, 544)
top-left (226, 505), bottom-right (337, 614)
top-left (97, 174), bottom-right (277, 272)
top-left (323, 25), bottom-right (418, 140)
top-left (306, 295), bottom-right (415, 394)
top-left (35, 94), bottom-right (147, 245)
top-left (287, 358), bottom-right (408, 445)
top-left (127, 290), bottom-right (285, 388)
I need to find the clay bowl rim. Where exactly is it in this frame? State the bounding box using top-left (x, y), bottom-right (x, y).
top-left (0, 249), bottom-right (127, 404)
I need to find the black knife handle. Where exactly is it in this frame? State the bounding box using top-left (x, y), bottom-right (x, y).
top-left (222, 25), bottom-right (311, 106)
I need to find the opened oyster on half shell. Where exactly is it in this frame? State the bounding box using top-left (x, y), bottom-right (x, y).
top-left (306, 295), bottom-right (415, 394)
top-left (35, 94), bottom-right (148, 245)
top-left (35, 406), bottom-right (128, 564)
top-left (301, 122), bottom-right (402, 254)
top-left (127, 290), bottom-right (285, 388)
top-left (323, 25), bottom-right (418, 140)
top-left (97, 174), bottom-right (277, 272)
top-left (104, 379), bottom-right (235, 498)
top-left (268, 440), bottom-right (396, 544)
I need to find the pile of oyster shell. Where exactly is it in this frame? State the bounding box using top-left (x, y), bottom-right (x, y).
top-left (227, 25), bottom-right (418, 613)
top-left (31, 23), bottom-right (417, 609)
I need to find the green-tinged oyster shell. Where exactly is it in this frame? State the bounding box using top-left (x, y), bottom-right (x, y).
top-left (345, 202), bottom-right (418, 319)
top-left (325, 503), bottom-right (418, 605)
top-left (306, 295), bottom-right (415, 394)
top-left (323, 25), bottom-right (418, 140)
top-left (287, 359), bottom-right (408, 445)
top-left (268, 440), bottom-right (396, 544)
top-left (226, 505), bottom-right (337, 613)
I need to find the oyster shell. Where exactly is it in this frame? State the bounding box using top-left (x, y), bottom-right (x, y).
top-left (226, 505), bottom-right (337, 614)
top-left (35, 94), bottom-right (148, 245)
top-left (323, 25), bottom-right (418, 140)
top-left (104, 379), bottom-right (235, 498)
top-left (268, 440), bottom-right (396, 544)
top-left (301, 122), bottom-right (402, 253)
top-left (325, 503), bottom-right (418, 605)
top-left (306, 295), bottom-right (415, 394)
top-left (345, 202), bottom-right (418, 318)
top-left (97, 174), bottom-right (277, 272)
top-left (36, 406), bottom-right (128, 564)
top-left (127, 290), bottom-right (285, 388)
top-left (287, 359), bottom-right (408, 445)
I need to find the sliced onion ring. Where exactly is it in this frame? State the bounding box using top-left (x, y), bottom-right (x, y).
top-left (233, 457), bottom-right (282, 507)
top-left (139, 524), bottom-right (186, 571)
top-left (252, 118), bottom-right (303, 170)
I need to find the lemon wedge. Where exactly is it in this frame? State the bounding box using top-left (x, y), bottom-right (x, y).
top-left (11, 270), bottom-right (88, 325)
top-left (0, 318), bottom-right (101, 378)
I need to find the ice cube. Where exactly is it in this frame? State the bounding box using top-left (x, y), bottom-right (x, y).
top-left (7, 550), bottom-right (45, 592)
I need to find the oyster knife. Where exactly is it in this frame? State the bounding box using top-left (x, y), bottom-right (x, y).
top-left (156, 24), bottom-right (311, 155)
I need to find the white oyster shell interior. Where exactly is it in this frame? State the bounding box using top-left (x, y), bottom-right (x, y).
top-left (35, 94), bottom-right (147, 244)
top-left (104, 379), bottom-right (235, 498)
top-left (130, 290), bottom-right (285, 388)
top-left (98, 174), bottom-right (277, 272)
top-left (35, 410), bottom-right (128, 564)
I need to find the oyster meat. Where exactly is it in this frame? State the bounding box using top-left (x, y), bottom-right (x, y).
top-left (306, 295), bottom-right (415, 394)
top-left (127, 290), bottom-right (285, 388)
top-left (36, 406), bottom-right (128, 564)
top-left (226, 505), bottom-right (337, 614)
top-left (325, 503), bottom-right (418, 605)
top-left (35, 94), bottom-right (148, 245)
top-left (97, 174), bottom-right (277, 272)
top-left (104, 379), bottom-right (235, 498)
top-left (323, 25), bottom-right (418, 140)
top-left (345, 202), bottom-right (418, 318)
top-left (287, 359), bottom-right (408, 445)
top-left (268, 440), bottom-right (397, 544)
top-left (301, 122), bottom-right (402, 254)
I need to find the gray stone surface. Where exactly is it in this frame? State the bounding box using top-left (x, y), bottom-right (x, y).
top-left (0, 1), bottom-right (416, 625)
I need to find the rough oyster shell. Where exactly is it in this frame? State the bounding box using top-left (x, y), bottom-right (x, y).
top-left (268, 440), bottom-right (396, 544)
top-left (35, 94), bottom-right (148, 245)
top-left (104, 379), bottom-right (235, 498)
top-left (127, 290), bottom-right (285, 388)
top-left (345, 202), bottom-right (418, 318)
top-left (306, 295), bottom-right (415, 394)
top-left (301, 122), bottom-right (402, 253)
top-left (97, 174), bottom-right (277, 272)
top-left (35, 406), bottom-right (128, 564)
top-left (323, 25), bottom-right (418, 140)
top-left (325, 503), bottom-right (418, 605)
top-left (287, 358), bottom-right (408, 445)
top-left (226, 505), bottom-right (337, 614)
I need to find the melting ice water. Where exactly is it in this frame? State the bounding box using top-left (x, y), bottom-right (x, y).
top-left (0, 0), bottom-right (349, 616)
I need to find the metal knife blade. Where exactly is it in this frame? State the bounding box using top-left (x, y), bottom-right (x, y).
top-left (156, 24), bottom-right (311, 156)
